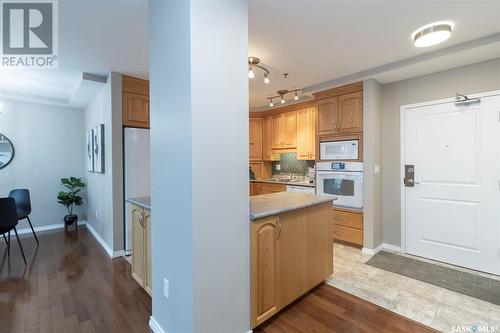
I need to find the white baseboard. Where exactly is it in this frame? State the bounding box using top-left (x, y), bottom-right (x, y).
top-left (382, 243), bottom-right (402, 253)
top-left (362, 243), bottom-right (402, 256)
top-left (361, 243), bottom-right (383, 256)
top-left (149, 316), bottom-right (167, 333)
top-left (16, 220), bottom-right (87, 235)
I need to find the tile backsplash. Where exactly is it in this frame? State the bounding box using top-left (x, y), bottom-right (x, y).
top-left (272, 153), bottom-right (314, 176)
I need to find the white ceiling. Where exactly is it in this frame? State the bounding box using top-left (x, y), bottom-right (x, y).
top-left (249, 1), bottom-right (500, 108)
top-left (1, 1), bottom-right (499, 110)
top-left (0, 0), bottom-right (148, 108)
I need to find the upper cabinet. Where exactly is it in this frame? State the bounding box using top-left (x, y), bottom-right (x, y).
top-left (249, 117), bottom-right (263, 161)
top-left (262, 115), bottom-right (274, 161)
top-left (314, 82), bottom-right (363, 136)
top-left (296, 107), bottom-right (316, 160)
top-left (123, 76), bottom-right (150, 129)
top-left (338, 91), bottom-right (363, 133)
top-left (271, 111), bottom-right (296, 150)
top-left (317, 97), bottom-right (338, 135)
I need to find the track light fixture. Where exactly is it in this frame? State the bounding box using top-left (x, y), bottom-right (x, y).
top-left (267, 88), bottom-right (302, 108)
top-left (248, 57), bottom-right (271, 84)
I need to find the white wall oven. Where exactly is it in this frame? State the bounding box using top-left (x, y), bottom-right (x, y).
top-left (320, 139), bottom-right (359, 160)
top-left (316, 161), bottom-right (363, 209)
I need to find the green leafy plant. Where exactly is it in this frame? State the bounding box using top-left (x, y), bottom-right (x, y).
top-left (57, 177), bottom-right (85, 216)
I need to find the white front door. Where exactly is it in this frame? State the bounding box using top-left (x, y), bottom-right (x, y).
top-left (403, 93), bottom-right (500, 275)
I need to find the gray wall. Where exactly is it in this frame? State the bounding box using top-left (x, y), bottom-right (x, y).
top-left (84, 73), bottom-right (123, 252)
top-left (0, 99), bottom-right (85, 228)
top-left (150, 1), bottom-right (249, 332)
top-left (363, 79), bottom-right (383, 250)
top-left (382, 58), bottom-right (500, 246)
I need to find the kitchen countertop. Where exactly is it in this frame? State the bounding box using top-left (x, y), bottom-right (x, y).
top-left (250, 192), bottom-right (336, 221)
top-left (250, 179), bottom-right (315, 188)
top-left (126, 196), bottom-right (151, 210)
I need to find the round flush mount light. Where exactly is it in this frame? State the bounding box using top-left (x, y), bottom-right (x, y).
top-left (412, 21), bottom-right (454, 47)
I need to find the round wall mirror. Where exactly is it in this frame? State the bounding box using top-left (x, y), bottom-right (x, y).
top-left (0, 134), bottom-right (14, 169)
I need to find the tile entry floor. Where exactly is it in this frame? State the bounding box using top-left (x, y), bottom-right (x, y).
top-left (327, 243), bottom-right (500, 333)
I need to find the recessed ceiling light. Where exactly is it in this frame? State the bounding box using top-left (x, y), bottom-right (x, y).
top-left (412, 21), bottom-right (454, 47)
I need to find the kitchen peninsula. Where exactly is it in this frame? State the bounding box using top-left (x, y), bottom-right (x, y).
top-left (250, 191), bottom-right (336, 328)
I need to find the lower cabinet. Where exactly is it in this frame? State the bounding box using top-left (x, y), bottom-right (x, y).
top-left (332, 208), bottom-right (363, 246)
top-left (260, 183), bottom-right (286, 194)
top-left (250, 182), bottom-right (262, 196)
top-left (131, 204), bottom-right (152, 296)
top-left (251, 204), bottom-right (332, 328)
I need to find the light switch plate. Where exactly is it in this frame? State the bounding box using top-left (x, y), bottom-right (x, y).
top-left (374, 165), bottom-right (380, 174)
top-left (276, 164), bottom-right (281, 171)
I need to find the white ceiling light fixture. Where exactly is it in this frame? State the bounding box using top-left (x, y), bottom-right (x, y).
top-left (412, 21), bottom-right (454, 48)
top-left (248, 57), bottom-right (270, 84)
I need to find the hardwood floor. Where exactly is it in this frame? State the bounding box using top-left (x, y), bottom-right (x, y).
top-left (0, 228), bottom-right (151, 333)
top-left (1, 228), bottom-right (435, 333)
top-left (254, 284), bottom-right (437, 333)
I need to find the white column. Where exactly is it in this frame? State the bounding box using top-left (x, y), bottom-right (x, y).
top-left (149, 1), bottom-right (249, 333)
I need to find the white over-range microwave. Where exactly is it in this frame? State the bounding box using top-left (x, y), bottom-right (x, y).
top-left (320, 139), bottom-right (359, 160)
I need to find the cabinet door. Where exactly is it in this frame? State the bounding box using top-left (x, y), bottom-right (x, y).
top-left (296, 107), bottom-right (315, 160)
top-left (249, 162), bottom-right (263, 180)
top-left (316, 97), bottom-right (338, 135)
top-left (271, 114), bottom-right (284, 149)
top-left (283, 111), bottom-right (297, 149)
top-left (144, 211), bottom-right (152, 296)
top-left (277, 211), bottom-right (307, 308)
top-left (131, 205), bottom-right (145, 286)
top-left (262, 116), bottom-right (273, 161)
top-left (339, 91), bottom-right (363, 133)
top-left (249, 118), bottom-right (263, 161)
top-left (123, 92), bottom-right (150, 128)
top-left (310, 108), bottom-right (317, 160)
top-left (251, 216), bottom-right (279, 328)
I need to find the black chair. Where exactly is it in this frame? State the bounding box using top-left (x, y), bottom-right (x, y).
top-left (0, 197), bottom-right (27, 265)
top-left (9, 189), bottom-right (38, 245)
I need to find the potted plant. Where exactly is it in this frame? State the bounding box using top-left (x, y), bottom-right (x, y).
top-left (57, 177), bottom-right (85, 230)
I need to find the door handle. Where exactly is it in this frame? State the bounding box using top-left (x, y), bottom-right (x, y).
top-left (404, 165), bottom-right (415, 187)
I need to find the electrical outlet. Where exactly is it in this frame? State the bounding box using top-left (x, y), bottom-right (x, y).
top-left (276, 164), bottom-right (281, 171)
top-left (163, 278), bottom-right (169, 298)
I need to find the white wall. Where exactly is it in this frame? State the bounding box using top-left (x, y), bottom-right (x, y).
top-left (84, 73), bottom-right (123, 252)
top-left (381, 58), bottom-right (500, 246)
top-left (363, 79), bottom-right (383, 250)
top-left (150, 1), bottom-right (249, 332)
top-left (0, 98), bottom-right (85, 228)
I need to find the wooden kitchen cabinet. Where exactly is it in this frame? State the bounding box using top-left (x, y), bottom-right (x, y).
top-left (249, 118), bottom-right (263, 161)
top-left (314, 83), bottom-right (363, 136)
top-left (262, 115), bottom-right (273, 161)
top-left (250, 182), bottom-right (262, 196)
top-left (338, 91), bottom-right (363, 133)
top-left (251, 204), bottom-right (333, 328)
top-left (251, 216), bottom-right (280, 325)
top-left (261, 183), bottom-right (286, 194)
top-left (122, 76), bottom-right (150, 129)
top-left (296, 107), bottom-right (316, 160)
top-left (250, 162), bottom-right (264, 180)
top-left (332, 208), bottom-right (364, 246)
top-left (271, 111), bottom-right (297, 150)
top-left (131, 204), bottom-right (152, 296)
top-left (317, 97), bottom-right (338, 136)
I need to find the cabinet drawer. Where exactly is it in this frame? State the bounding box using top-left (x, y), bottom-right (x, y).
top-left (332, 210), bottom-right (363, 229)
top-left (261, 183), bottom-right (286, 194)
top-left (333, 225), bottom-right (363, 246)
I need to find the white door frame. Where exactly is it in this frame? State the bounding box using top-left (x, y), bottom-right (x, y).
top-left (399, 89), bottom-right (500, 254)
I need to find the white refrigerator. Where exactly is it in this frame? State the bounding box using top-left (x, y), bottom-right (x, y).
top-left (124, 128), bottom-right (150, 254)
